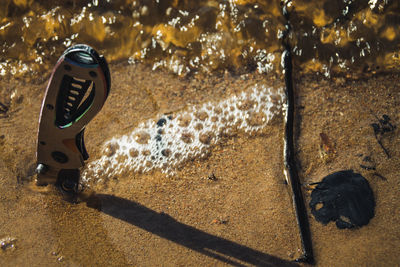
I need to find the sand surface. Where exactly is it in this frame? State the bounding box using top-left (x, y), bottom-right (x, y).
top-left (0, 63), bottom-right (399, 266)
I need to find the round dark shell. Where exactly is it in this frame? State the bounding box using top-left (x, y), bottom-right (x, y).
top-left (309, 170), bottom-right (375, 229)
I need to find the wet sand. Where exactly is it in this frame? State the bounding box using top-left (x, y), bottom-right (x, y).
top-left (295, 73), bottom-right (400, 265)
top-left (0, 63), bottom-right (400, 266)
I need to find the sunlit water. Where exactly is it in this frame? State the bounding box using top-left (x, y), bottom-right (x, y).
top-left (1, 0), bottom-right (399, 181)
top-left (1, 0), bottom-right (399, 77)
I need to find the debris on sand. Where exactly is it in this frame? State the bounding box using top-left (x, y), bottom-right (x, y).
top-left (309, 170), bottom-right (375, 229)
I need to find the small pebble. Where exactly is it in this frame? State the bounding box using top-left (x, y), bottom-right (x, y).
top-left (1, 237), bottom-right (17, 251)
top-left (156, 118), bottom-right (167, 127)
top-left (161, 149), bottom-right (171, 157)
top-left (51, 251), bottom-right (58, 256)
top-left (207, 173), bottom-right (217, 181)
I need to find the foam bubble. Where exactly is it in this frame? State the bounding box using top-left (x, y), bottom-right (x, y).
top-left (82, 84), bottom-right (285, 183)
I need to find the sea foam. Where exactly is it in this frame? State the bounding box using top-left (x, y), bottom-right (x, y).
top-left (82, 84), bottom-right (285, 183)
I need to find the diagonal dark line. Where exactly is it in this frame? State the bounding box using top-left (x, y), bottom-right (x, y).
top-left (87, 194), bottom-right (298, 267)
top-left (281, 2), bottom-right (314, 264)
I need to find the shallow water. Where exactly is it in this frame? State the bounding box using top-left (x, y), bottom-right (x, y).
top-left (0, 1), bottom-right (400, 266)
top-left (0, 0), bottom-right (399, 77)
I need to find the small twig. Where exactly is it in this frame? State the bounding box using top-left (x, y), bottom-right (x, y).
top-left (359, 164), bottom-right (376, 171)
top-left (370, 112), bottom-right (395, 159)
top-left (373, 173), bottom-right (387, 181)
top-left (377, 139), bottom-right (390, 158)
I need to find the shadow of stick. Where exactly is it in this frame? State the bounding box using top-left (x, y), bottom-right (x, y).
top-left (86, 194), bottom-right (297, 267)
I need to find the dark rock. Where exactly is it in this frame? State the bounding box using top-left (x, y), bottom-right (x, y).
top-left (156, 118), bottom-right (167, 127)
